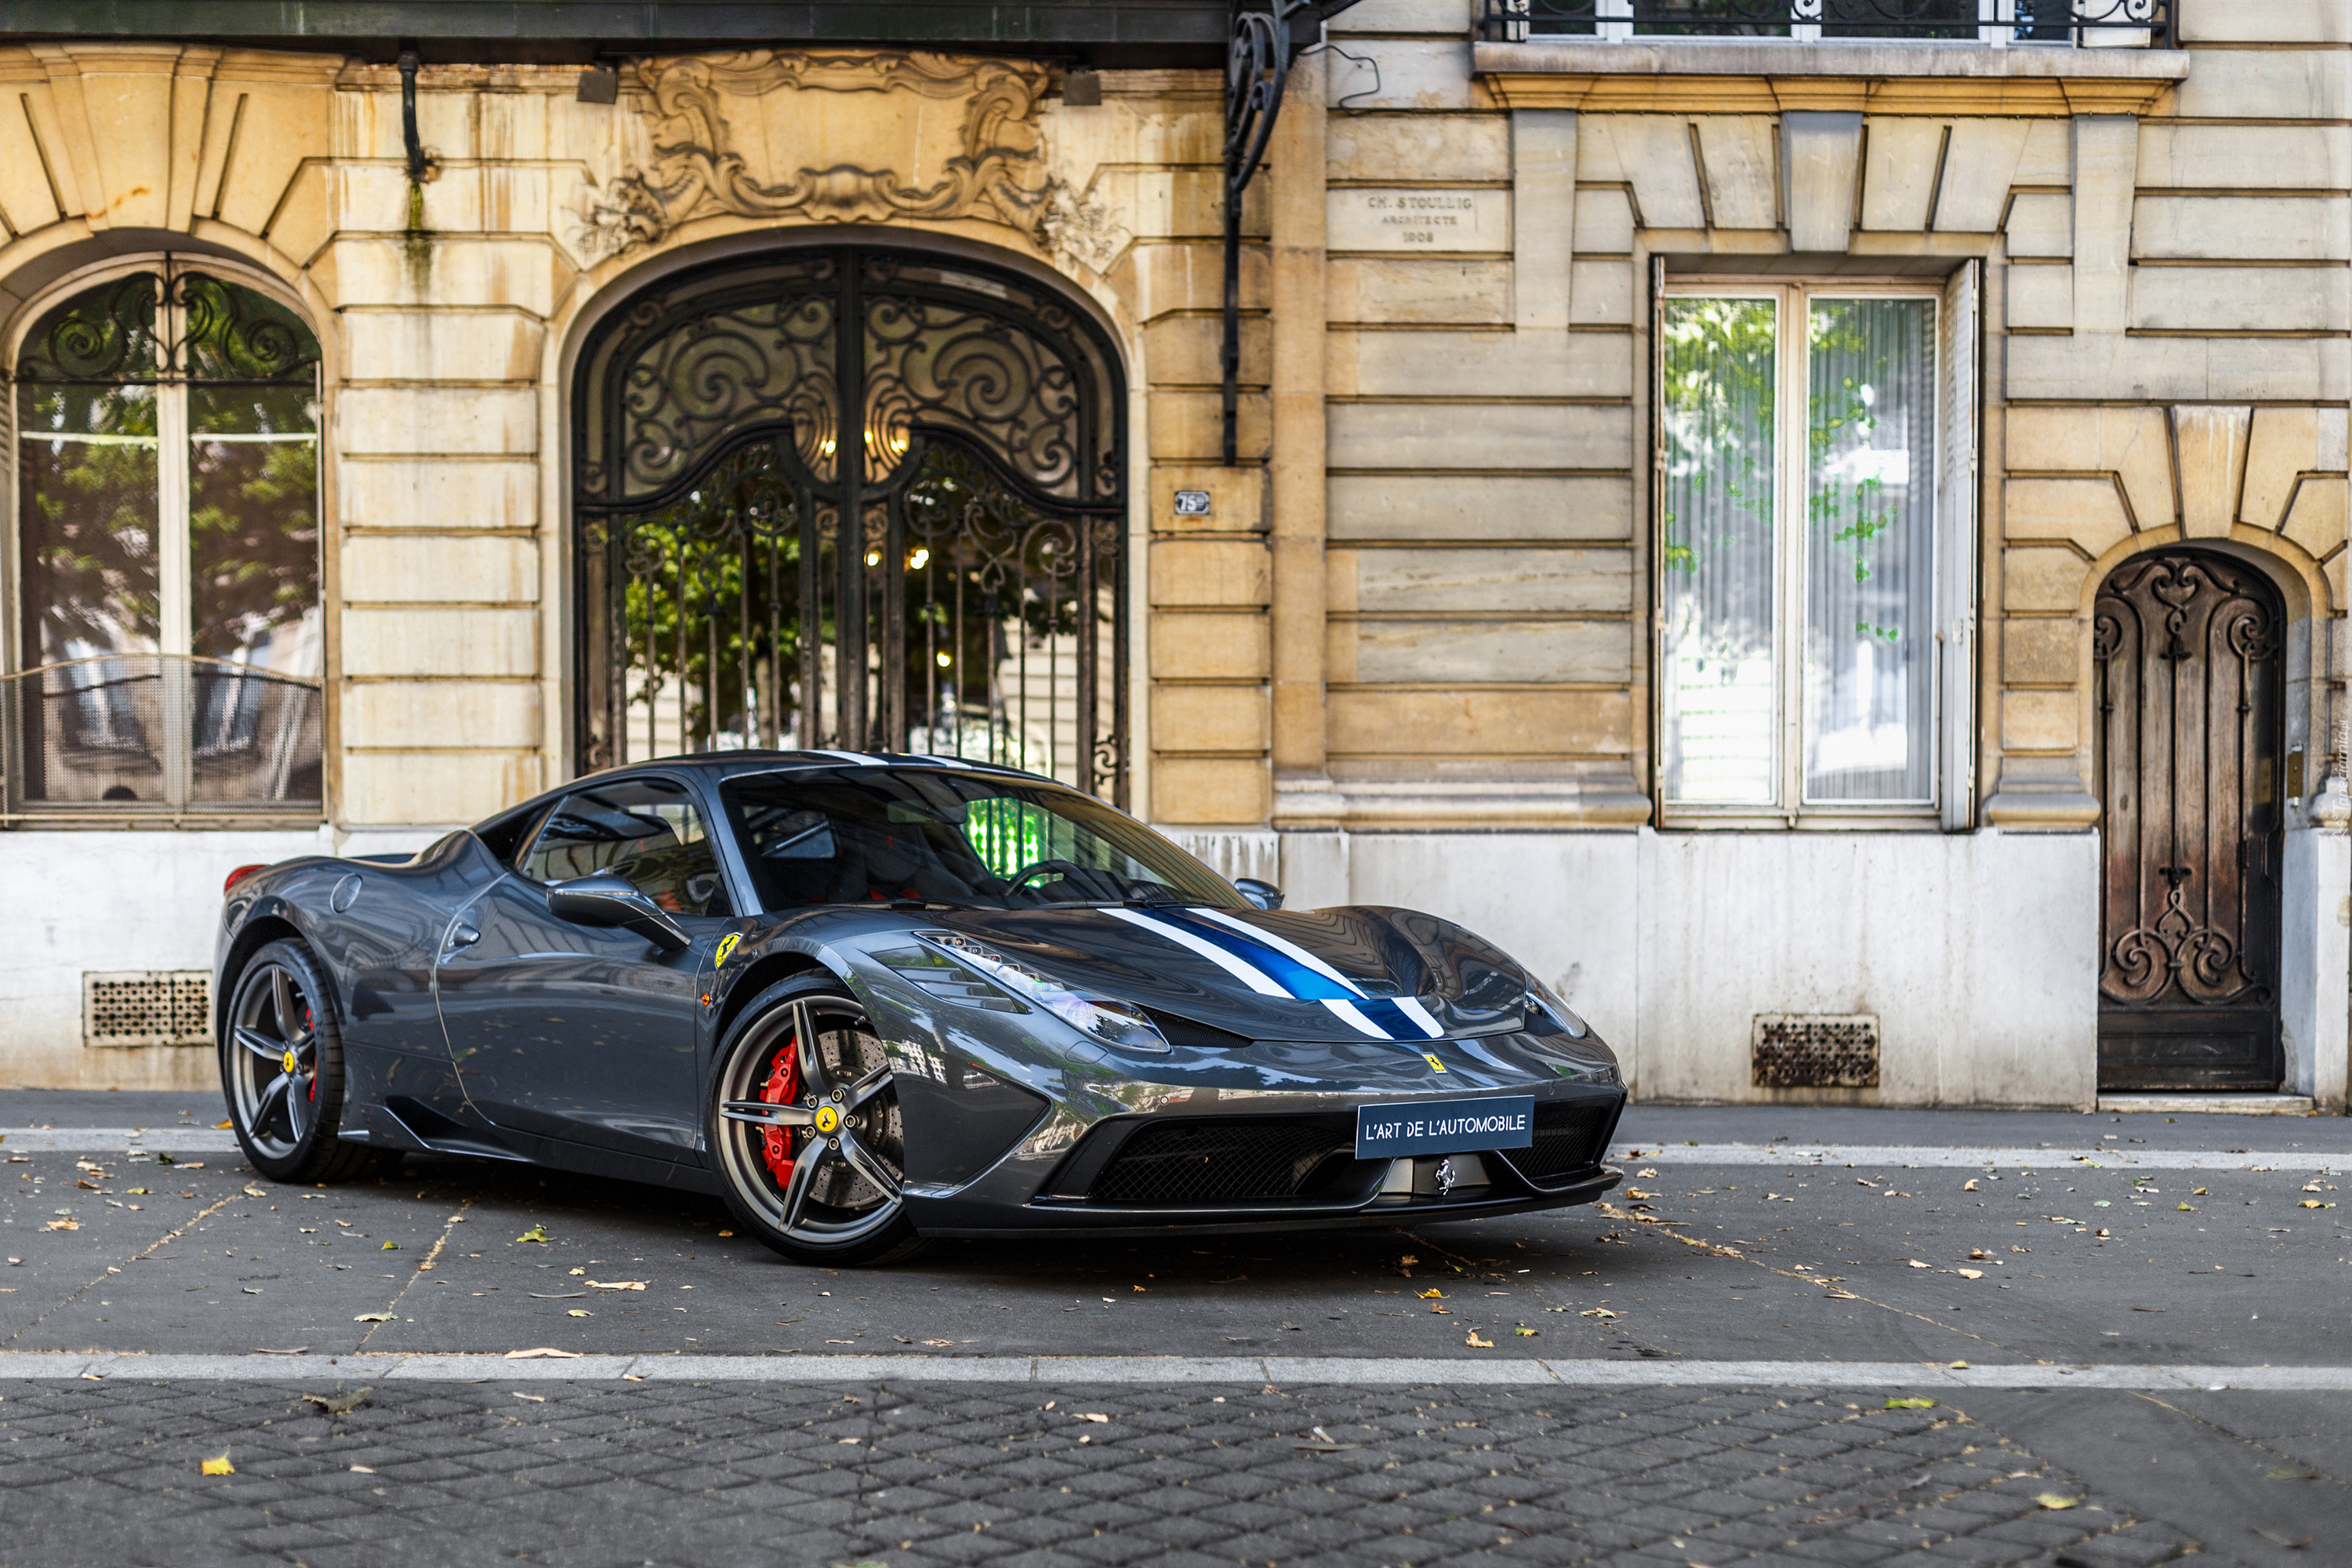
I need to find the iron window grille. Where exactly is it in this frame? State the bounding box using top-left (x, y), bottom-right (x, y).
top-left (6, 261), bottom-right (325, 819)
top-left (573, 247), bottom-right (1130, 806)
top-left (1479, 0), bottom-right (2172, 45)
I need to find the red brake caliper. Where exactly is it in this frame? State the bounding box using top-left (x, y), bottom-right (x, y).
top-left (757, 1033), bottom-right (802, 1185)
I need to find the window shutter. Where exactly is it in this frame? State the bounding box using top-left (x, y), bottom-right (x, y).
top-left (1938, 260), bottom-right (1981, 830)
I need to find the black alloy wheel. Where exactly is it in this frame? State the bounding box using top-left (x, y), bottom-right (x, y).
top-left (220, 938), bottom-right (391, 1183)
top-left (710, 978), bottom-right (925, 1266)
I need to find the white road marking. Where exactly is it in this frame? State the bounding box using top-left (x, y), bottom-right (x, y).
top-left (1605, 1143), bottom-right (2349, 1171)
top-left (0, 1352), bottom-right (2345, 1389)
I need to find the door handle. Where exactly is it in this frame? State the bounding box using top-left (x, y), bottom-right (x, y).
top-left (445, 921), bottom-right (481, 953)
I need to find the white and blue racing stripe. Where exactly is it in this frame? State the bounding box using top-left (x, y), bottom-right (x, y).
top-left (1106, 906), bottom-right (1442, 1042)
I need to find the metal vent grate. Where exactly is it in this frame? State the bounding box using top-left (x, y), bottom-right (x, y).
top-left (1752, 1014), bottom-right (1879, 1089)
top-left (84, 971), bottom-right (212, 1048)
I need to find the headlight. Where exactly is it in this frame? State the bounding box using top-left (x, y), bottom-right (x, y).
top-left (918, 931), bottom-right (1171, 1054)
top-left (1523, 977), bottom-right (1591, 1038)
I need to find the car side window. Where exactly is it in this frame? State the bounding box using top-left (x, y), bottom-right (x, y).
top-left (519, 778), bottom-right (729, 916)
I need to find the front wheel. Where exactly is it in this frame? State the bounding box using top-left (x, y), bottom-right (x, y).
top-left (220, 938), bottom-right (390, 1184)
top-left (710, 980), bottom-right (925, 1267)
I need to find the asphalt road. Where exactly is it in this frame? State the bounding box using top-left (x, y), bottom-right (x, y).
top-left (0, 1091), bottom-right (2344, 1566)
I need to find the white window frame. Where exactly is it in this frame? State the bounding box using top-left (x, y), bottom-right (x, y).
top-left (1654, 268), bottom-right (1978, 831)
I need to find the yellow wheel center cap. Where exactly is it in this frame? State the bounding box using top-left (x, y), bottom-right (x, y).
top-left (814, 1105), bottom-right (840, 1135)
top-left (281, 1049), bottom-right (299, 1075)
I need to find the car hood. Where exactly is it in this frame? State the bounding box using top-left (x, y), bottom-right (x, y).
top-left (919, 903), bottom-right (1541, 1046)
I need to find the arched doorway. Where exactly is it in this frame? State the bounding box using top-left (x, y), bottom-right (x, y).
top-left (2092, 548), bottom-right (2286, 1090)
top-left (572, 245), bottom-right (1128, 804)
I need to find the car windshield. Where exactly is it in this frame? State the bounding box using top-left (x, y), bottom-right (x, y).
top-left (719, 768), bottom-right (1242, 912)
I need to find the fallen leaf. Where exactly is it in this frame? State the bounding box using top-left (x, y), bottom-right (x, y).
top-left (1465, 1332), bottom-right (1494, 1348)
top-left (41, 1219), bottom-right (77, 1232)
top-left (505, 1348), bottom-right (582, 1359)
top-left (353, 1312), bottom-right (394, 1323)
top-left (717, 1229), bottom-right (735, 1237)
top-left (1906, 1259), bottom-right (1930, 1269)
top-left (2299, 1200), bottom-right (2330, 1209)
top-left (1824, 1289), bottom-right (1860, 1300)
top-left (566, 1309), bottom-right (591, 1318)
top-left (2179, 1203), bottom-right (2197, 1211)
top-left (1635, 1169), bottom-right (1657, 1178)
top-left (1417, 1289), bottom-right (1444, 1299)
top-left (1074, 1413), bottom-right (1109, 1424)
top-left (513, 1392), bottom-right (546, 1403)
top-left (1955, 1269), bottom-right (1984, 1280)
top-left (1397, 1254), bottom-right (1417, 1266)
top-left (921, 1338), bottom-right (953, 1348)
top-left (380, 1241), bottom-right (401, 1250)
top-left (587, 1279), bottom-right (647, 1291)
top-left (302, 1387), bottom-right (372, 1416)
top-left (214, 1121), bottom-right (232, 1131)
top-left (2269, 1465), bottom-right (2325, 1481)
top-left (2255, 1528), bottom-right (2313, 1548)
top-left (1963, 1179), bottom-right (1979, 1192)
top-left (2193, 1187), bottom-right (2208, 1196)
top-left (528, 1292), bottom-right (586, 1300)
top-left (1515, 1327), bottom-right (1538, 1337)
top-left (1949, 1361), bottom-right (1969, 1369)
top-left (1581, 1308), bottom-right (1618, 1319)
top-left (1885, 1397), bottom-right (1936, 1410)
top-left (1969, 1249), bottom-right (1989, 1259)
top-left (516, 1226), bottom-right (550, 1243)
top-left (2037, 1494), bottom-right (2079, 1510)
top-left (242, 1185), bottom-right (266, 1198)
top-left (349, 1465), bottom-right (375, 1474)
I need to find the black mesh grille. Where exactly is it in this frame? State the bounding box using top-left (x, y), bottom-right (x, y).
top-left (1504, 1102), bottom-right (1613, 1185)
top-left (1090, 1119), bottom-right (1357, 1206)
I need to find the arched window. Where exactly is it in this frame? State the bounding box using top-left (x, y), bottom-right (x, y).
top-left (8, 263), bottom-right (323, 812)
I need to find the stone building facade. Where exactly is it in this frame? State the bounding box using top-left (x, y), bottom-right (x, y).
top-left (1, 1), bottom-right (2344, 1110)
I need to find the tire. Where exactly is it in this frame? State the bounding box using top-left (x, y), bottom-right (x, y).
top-left (709, 978), bottom-right (926, 1267)
top-left (220, 938), bottom-right (393, 1184)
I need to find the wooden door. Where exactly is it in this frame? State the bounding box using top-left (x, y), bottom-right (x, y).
top-left (2092, 550), bottom-right (2285, 1090)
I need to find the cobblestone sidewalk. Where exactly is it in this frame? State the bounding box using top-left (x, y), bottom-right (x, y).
top-left (0, 1377), bottom-right (2199, 1568)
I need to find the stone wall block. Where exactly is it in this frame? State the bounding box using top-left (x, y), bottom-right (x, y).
top-left (1331, 328), bottom-right (1629, 398)
top-left (1328, 258), bottom-right (1512, 324)
top-left (0, 91), bottom-right (61, 229)
top-left (1322, 39), bottom-right (1470, 111)
top-left (343, 750), bottom-right (537, 826)
top-left (263, 162), bottom-right (333, 267)
top-left (2136, 123), bottom-right (2352, 191)
top-left (342, 680), bottom-right (542, 749)
top-left (2003, 547), bottom-right (2092, 613)
top-left (2005, 264), bottom-right (2073, 331)
top-left (1133, 168), bottom-right (1265, 240)
top-left (341, 535), bottom-right (540, 604)
top-left (1570, 260), bottom-right (1632, 325)
top-left (1345, 544), bottom-right (1632, 614)
top-left (2131, 264), bottom-right (2349, 333)
top-left (1150, 685), bottom-right (1272, 752)
top-left (340, 310), bottom-right (545, 383)
top-left (2002, 618), bottom-right (2079, 685)
top-left (1328, 474), bottom-right (1633, 541)
top-left (1149, 539), bottom-right (1272, 608)
top-left (1150, 466), bottom-right (1267, 532)
top-left (2133, 196), bottom-right (2352, 262)
top-left (1591, 116), bottom-right (1704, 230)
top-left (1347, 619), bottom-right (1630, 684)
top-left (1126, 241), bottom-right (1269, 318)
top-left (1933, 119), bottom-right (2031, 234)
top-left (1860, 117), bottom-right (1942, 232)
top-left (341, 605), bottom-right (539, 677)
top-left (1334, 0), bottom-right (1475, 31)
top-left (2171, 48), bottom-right (2349, 121)
top-left (2005, 193), bottom-right (2074, 259)
top-left (1151, 612), bottom-right (1271, 680)
top-left (1573, 187), bottom-right (1636, 252)
top-left (2241, 408), bottom-right (2321, 532)
top-left (2172, 404), bottom-right (2253, 539)
top-left (1147, 390), bottom-right (1271, 462)
top-left (2002, 689), bottom-right (2078, 752)
top-left (2072, 115), bottom-right (2139, 333)
top-left (1329, 401), bottom-right (1632, 470)
top-left (1329, 689), bottom-right (1630, 757)
top-left (2004, 477), bottom-right (2132, 557)
top-left (1694, 115), bottom-right (1777, 230)
top-left (335, 387), bottom-right (538, 456)
top-left (2015, 118), bottom-right (2071, 186)
top-left (1151, 757), bottom-right (1271, 825)
top-left (2006, 332), bottom-right (2348, 405)
top-left (330, 237), bottom-right (560, 313)
top-left (1782, 111), bottom-right (1860, 252)
top-left (2180, 0), bottom-right (2348, 42)
top-left (1329, 111), bottom-right (1507, 182)
top-left (338, 459), bottom-right (537, 531)
top-left (2283, 477), bottom-right (2348, 565)
top-left (1512, 108), bottom-right (1577, 332)
top-left (211, 77), bottom-right (335, 238)
top-left (2006, 405), bottom-right (2174, 529)
top-left (63, 58), bottom-right (177, 229)
top-left (1145, 313), bottom-right (1269, 387)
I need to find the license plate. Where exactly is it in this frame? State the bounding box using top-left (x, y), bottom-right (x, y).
top-left (1356, 1095), bottom-right (1535, 1160)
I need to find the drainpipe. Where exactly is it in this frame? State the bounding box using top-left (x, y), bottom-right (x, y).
top-left (397, 45), bottom-right (429, 184)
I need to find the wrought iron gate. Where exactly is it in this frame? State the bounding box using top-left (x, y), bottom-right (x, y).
top-left (573, 247), bottom-right (1128, 804)
top-left (2092, 549), bottom-right (2285, 1091)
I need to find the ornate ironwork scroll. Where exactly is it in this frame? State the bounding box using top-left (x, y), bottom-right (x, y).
top-left (1224, 0), bottom-right (1313, 467)
top-left (2092, 549), bottom-right (2284, 1091)
top-left (575, 246), bottom-right (1128, 805)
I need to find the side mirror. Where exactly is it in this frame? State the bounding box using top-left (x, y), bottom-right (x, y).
top-left (1234, 877), bottom-right (1284, 912)
top-left (547, 873), bottom-right (692, 952)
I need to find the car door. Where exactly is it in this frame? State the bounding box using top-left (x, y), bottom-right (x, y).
top-left (434, 775), bottom-right (731, 1161)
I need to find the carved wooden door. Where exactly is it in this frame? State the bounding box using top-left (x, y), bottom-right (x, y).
top-left (2092, 550), bottom-right (2285, 1090)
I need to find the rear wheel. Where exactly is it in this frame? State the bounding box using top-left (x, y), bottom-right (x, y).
top-left (220, 938), bottom-right (392, 1184)
top-left (710, 979), bottom-right (924, 1266)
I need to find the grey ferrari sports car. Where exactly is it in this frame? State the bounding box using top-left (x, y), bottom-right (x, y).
top-left (213, 753), bottom-right (1624, 1264)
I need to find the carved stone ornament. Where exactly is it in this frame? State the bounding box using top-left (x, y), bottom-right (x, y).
top-left (572, 49), bottom-right (1115, 267)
